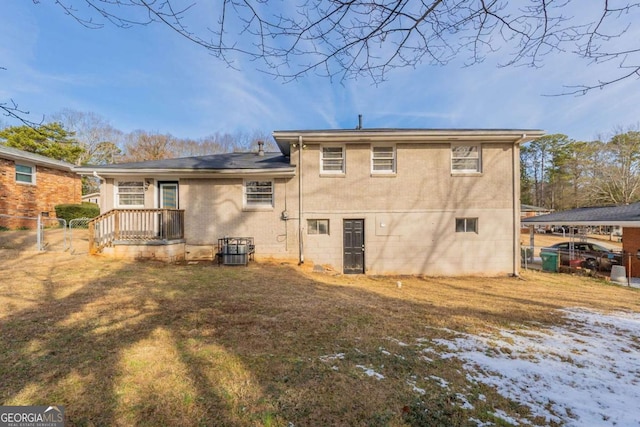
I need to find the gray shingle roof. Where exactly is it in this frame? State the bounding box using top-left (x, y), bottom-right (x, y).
top-left (0, 144), bottom-right (76, 171)
top-left (76, 152), bottom-right (292, 171)
top-left (522, 203), bottom-right (640, 224)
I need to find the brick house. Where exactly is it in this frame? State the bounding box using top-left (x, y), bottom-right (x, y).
top-left (76, 128), bottom-right (545, 275)
top-left (0, 145), bottom-right (82, 229)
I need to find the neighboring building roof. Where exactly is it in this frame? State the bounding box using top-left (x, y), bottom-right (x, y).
top-left (272, 128), bottom-right (546, 156)
top-left (0, 144), bottom-right (77, 171)
top-left (522, 203), bottom-right (640, 226)
top-left (74, 152), bottom-right (296, 177)
top-left (521, 204), bottom-right (552, 213)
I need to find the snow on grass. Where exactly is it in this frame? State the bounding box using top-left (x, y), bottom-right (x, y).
top-left (355, 365), bottom-right (385, 380)
top-left (435, 308), bottom-right (640, 426)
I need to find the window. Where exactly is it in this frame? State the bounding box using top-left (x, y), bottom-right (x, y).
top-left (245, 180), bottom-right (273, 208)
top-left (15, 163), bottom-right (34, 184)
top-left (308, 219), bottom-right (329, 235)
top-left (451, 144), bottom-right (481, 173)
top-left (456, 218), bottom-right (478, 233)
top-left (321, 146), bottom-right (345, 174)
top-left (116, 181), bottom-right (145, 207)
top-left (371, 146), bottom-right (395, 174)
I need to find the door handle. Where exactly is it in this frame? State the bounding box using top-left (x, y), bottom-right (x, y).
top-left (361, 244), bottom-right (365, 252)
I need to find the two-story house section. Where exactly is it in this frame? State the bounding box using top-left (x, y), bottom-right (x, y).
top-left (76, 128), bottom-right (544, 276)
top-left (272, 128), bottom-right (544, 276)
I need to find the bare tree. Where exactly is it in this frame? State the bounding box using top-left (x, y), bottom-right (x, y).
top-left (49, 1), bottom-right (640, 92)
top-left (123, 130), bottom-right (176, 162)
top-left (51, 109), bottom-right (124, 164)
top-left (590, 128), bottom-right (640, 205)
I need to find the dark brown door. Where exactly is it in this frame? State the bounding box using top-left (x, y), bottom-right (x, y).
top-left (343, 219), bottom-right (364, 274)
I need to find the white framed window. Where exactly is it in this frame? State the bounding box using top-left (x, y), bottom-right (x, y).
top-left (245, 180), bottom-right (274, 208)
top-left (15, 163), bottom-right (35, 184)
top-left (451, 144), bottom-right (481, 173)
top-left (321, 145), bottom-right (345, 174)
top-left (456, 217), bottom-right (478, 233)
top-left (307, 219), bottom-right (329, 235)
top-left (371, 145), bottom-right (396, 174)
top-left (116, 181), bottom-right (145, 207)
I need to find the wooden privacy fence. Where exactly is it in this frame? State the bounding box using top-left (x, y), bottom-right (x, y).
top-left (89, 209), bottom-right (184, 254)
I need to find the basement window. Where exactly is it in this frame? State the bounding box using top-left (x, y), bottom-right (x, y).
top-left (456, 218), bottom-right (478, 233)
top-left (307, 219), bottom-right (329, 235)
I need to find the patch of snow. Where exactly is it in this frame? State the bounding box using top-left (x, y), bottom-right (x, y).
top-left (356, 365), bottom-right (385, 380)
top-left (468, 417), bottom-right (493, 427)
top-left (456, 393), bottom-right (474, 410)
top-left (435, 308), bottom-right (640, 426)
top-left (429, 375), bottom-right (449, 389)
top-left (407, 379), bottom-right (426, 395)
top-left (379, 347), bottom-right (391, 356)
top-left (491, 409), bottom-right (521, 425)
top-left (319, 353), bottom-right (345, 362)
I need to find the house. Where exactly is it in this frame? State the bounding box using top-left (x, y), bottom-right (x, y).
top-left (0, 145), bottom-right (82, 229)
top-left (522, 203), bottom-right (640, 277)
top-left (81, 192), bottom-right (101, 208)
top-left (75, 128), bottom-right (544, 275)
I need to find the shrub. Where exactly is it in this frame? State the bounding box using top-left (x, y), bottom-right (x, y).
top-left (55, 202), bottom-right (100, 222)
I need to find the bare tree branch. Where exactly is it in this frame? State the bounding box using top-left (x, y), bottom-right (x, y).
top-left (19, 1), bottom-right (640, 93)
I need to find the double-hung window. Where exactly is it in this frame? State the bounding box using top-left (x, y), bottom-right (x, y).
top-left (371, 146), bottom-right (396, 174)
top-left (451, 144), bottom-right (481, 173)
top-left (15, 163), bottom-right (35, 184)
top-left (321, 146), bottom-right (345, 174)
top-left (116, 181), bottom-right (145, 207)
top-left (245, 180), bottom-right (274, 208)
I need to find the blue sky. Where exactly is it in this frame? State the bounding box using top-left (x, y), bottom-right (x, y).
top-left (1, 1), bottom-right (639, 142)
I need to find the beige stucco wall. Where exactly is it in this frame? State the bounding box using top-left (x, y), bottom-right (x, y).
top-left (96, 140), bottom-right (519, 275)
top-left (181, 177), bottom-right (297, 258)
top-left (293, 142), bottom-right (518, 275)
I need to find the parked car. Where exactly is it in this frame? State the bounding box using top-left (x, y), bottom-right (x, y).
top-left (541, 242), bottom-right (623, 271)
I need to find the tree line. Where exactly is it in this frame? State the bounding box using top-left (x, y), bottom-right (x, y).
top-left (0, 109), bottom-right (275, 164)
top-left (0, 109), bottom-right (275, 193)
top-left (521, 129), bottom-right (640, 210)
top-left (2, 109), bottom-right (638, 210)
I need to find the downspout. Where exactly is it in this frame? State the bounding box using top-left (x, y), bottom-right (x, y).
top-left (512, 134), bottom-right (526, 276)
top-left (298, 136), bottom-right (304, 264)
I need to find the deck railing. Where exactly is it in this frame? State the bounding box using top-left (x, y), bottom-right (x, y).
top-left (88, 209), bottom-right (184, 254)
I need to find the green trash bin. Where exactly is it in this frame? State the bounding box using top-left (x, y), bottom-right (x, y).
top-left (540, 251), bottom-right (559, 272)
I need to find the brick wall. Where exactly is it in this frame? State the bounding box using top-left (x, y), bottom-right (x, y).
top-left (0, 158), bottom-right (81, 229)
top-left (622, 227), bottom-right (640, 277)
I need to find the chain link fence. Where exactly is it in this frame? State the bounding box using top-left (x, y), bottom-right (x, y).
top-left (0, 214), bottom-right (90, 253)
top-left (68, 217), bottom-right (93, 255)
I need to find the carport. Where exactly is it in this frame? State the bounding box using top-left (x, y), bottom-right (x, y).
top-left (521, 203), bottom-right (640, 278)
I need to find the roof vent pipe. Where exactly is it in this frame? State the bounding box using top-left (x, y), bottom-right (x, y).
top-left (257, 140), bottom-right (264, 156)
top-left (357, 114), bottom-right (363, 130)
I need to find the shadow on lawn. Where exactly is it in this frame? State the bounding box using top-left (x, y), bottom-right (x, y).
top-left (1, 254), bottom-right (636, 426)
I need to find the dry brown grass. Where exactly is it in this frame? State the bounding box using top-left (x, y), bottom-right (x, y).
top-left (1, 249), bottom-right (639, 426)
